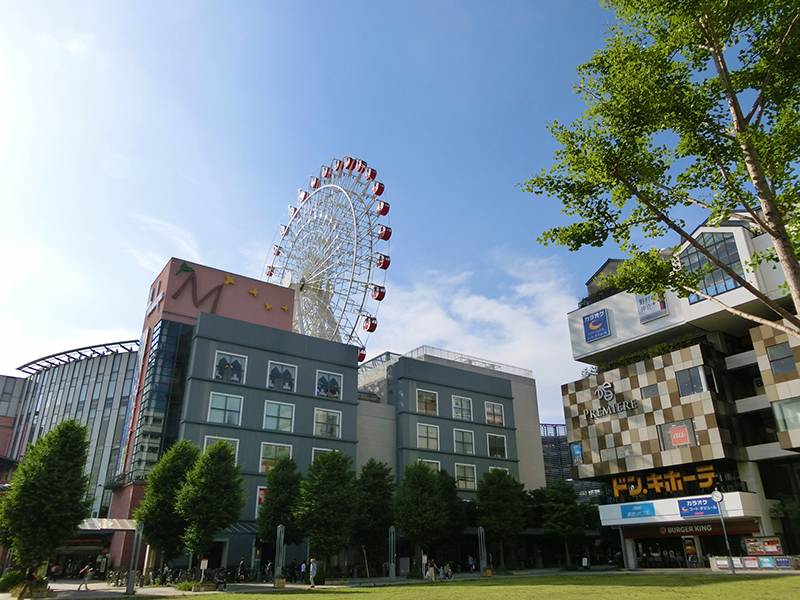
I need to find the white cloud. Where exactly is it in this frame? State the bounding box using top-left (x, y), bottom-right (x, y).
top-left (365, 253), bottom-right (585, 424)
top-left (126, 214), bottom-right (202, 270)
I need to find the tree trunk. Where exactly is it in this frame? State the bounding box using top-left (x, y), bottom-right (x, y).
top-left (499, 541), bottom-right (505, 570)
top-left (563, 539), bottom-right (571, 566)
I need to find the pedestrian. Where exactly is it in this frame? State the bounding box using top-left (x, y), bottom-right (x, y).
top-left (18, 563), bottom-right (39, 599)
top-left (300, 561), bottom-right (307, 583)
top-left (488, 553), bottom-right (493, 569)
top-left (467, 555), bottom-right (474, 573)
top-left (427, 559), bottom-right (437, 582)
top-left (162, 564), bottom-right (169, 586)
top-left (77, 563), bottom-right (93, 591)
top-left (49, 564), bottom-right (60, 582)
top-left (214, 567), bottom-right (227, 591)
top-left (308, 558), bottom-right (317, 589)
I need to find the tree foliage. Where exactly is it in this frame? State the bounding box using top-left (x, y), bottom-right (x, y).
top-left (528, 480), bottom-right (598, 566)
top-left (351, 459), bottom-right (395, 561)
top-left (394, 462), bottom-right (448, 554)
top-left (476, 469), bottom-right (526, 568)
top-left (0, 420), bottom-right (92, 566)
top-left (175, 440), bottom-right (245, 560)
top-left (433, 469), bottom-right (468, 559)
top-left (134, 439), bottom-right (200, 563)
top-left (256, 457), bottom-right (304, 551)
top-left (295, 451), bottom-right (356, 562)
top-left (524, 0), bottom-right (800, 339)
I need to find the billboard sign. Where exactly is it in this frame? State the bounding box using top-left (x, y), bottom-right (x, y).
top-left (678, 497), bottom-right (720, 518)
top-left (583, 309), bottom-right (611, 343)
top-left (670, 424), bottom-right (690, 447)
top-left (636, 293), bottom-right (669, 324)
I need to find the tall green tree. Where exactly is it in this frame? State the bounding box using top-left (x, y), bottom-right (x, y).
top-left (524, 0), bottom-right (800, 339)
top-left (134, 439), bottom-right (200, 564)
top-left (530, 480), bottom-right (597, 566)
top-left (295, 451), bottom-right (356, 563)
top-left (175, 440), bottom-right (245, 563)
top-left (476, 469), bottom-right (526, 569)
top-left (256, 458), bottom-right (304, 551)
top-left (0, 421), bottom-right (92, 567)
top-left (394, 462), bottom-right (447, 564)
top-left (351, 459), bottom-right (395, 567)
top-left (434, 469), bottom-right (468, 559)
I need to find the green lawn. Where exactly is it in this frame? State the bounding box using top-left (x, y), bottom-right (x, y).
top-left (213, 574), bottom-right (800, 600)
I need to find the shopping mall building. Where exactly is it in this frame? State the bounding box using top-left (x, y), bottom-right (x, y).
top-left (562, 217), bottom-right (800, 570)
top-left (0, 257), bottom-right (545, 574)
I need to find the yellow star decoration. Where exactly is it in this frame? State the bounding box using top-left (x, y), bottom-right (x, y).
top-left (249, 288), bottom-right (258, 298)
top-left (264, 303), bottom-right (272, 311)
top-left (281, 305), bottom-right (288, 312)
top-left (224, 274), bottom-right (235, 285)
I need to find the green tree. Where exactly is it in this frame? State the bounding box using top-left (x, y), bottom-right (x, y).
top-left (476, 469), bottom-right (526, 569)
top-left (523, 0), bottom-right (800, 339)
top-left (0, 421), bottom-right (92, 567)
top-left (534, 480), bottom-right (597, 566)
top-left (351, 459), bottom-right (395, 567)
top-left (295, 451), bottom-right (356, 564)
top-left (434, 469), bottom-right (468, 560)
top-left (394, 462), bottom-right (447, 565)
top-left (134, 439), bottom-right (200, 564)
top-left (175, 440), bottom-right (245, 564)
top-left (256, 458), bottom-right (304, 551)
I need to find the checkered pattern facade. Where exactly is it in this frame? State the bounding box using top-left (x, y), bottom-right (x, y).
top-left (562, 343), bottom-right (738, 480)
top-left (751, 322), bottom-right (800, 450)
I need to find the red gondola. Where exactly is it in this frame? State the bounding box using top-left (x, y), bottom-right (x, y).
top-left (376, 254), bottom-right (391, 269)
top-left (298, 190), bottom-right (309, 203)
top-left (322, 166), bottom-right (332, 178)
top-left (358, 347), bottom-right (367, 362)
top-left (344, 156), bottom-right (355, 170)
top-left (309, 176), bottom-right (320, 189)
top-left (272, 245), bottom-right (282, 256)
top-left (280, 224), bottom-right (290, 236)
top-left (265, 266), bottom-right (274, 277)
top-left (365, 167), bottom-right (377, 181)
top-left (372, 285), bottom-right (386, 301)
top-left (377, 225), bottom-right (392, 241)
top-left (354, 159), bottom-right (367, 173)
top-left (372, 182), bottom-right (385, 197)
top-left (363, 316), bottom-right (377, 332)
top-left (376, 200), bottom-right (389, 215)
top-left (333, 159), bottom-right (343, 172)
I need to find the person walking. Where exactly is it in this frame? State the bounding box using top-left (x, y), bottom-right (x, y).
top-left (308, 558), bottom-right (317, 589)
top-left (18, 563), bottom-right (39, 599)
top-left (468, 555), bottom-right (474, 573)
top-left (300, 561), bottom-right (307, 583)
top-left (77, 563), bottom-right (93, 591)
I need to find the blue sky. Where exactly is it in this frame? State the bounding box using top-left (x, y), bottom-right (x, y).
top-left (0, 1), bottom-right (623, 423)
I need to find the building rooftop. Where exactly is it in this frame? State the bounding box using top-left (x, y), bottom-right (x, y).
top-left (16, 340), bottom-right (140, 375)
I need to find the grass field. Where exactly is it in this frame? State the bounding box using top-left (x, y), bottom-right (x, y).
top-left (213, 574), bottom-right (800, 600)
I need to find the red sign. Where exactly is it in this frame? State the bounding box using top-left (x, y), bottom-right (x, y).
top-left (670, 425), bottom-right (690, 447)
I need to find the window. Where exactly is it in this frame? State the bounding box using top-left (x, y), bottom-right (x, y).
top-left (485, 402), bottom-right (504, 425)
top-left (417, 423), bottom-right (439, 450)
top-left (657, 419), bottom-right (698, 451)
top-left (214, 351), bottom-right (247, 384)
top-left (676, 366), bottom-right (708, 397)
top-left (256, 487), bottom-right (267, 518)
top-left (260, 443), bottom-right (291, 473)
top-left (452, 396), bottom-right (472, 420)
top-left (455, 463), bottom-right (477, 490)
top-left (489, 466), bottom-right (508, 473)
top-left (417, 389), bottom-right (438, 415)
top-left (420, 459), bottom-right (440, 471)
top-left (268, 361), bottom-right (297, 392)
top-left (208, 392), bottom-right (242, 426)
top-left (264, 401), bottom-right (294, 432)
top-left (680, 231), bottom-right (744, 304)
top-left (773, 397), bottom-right (800, 432)
top-left (454, 429), bottom-right (474, 454)
top-left (768, 343), bottom-right (797, 376)
top-left (312, 448), bottom-right (332, 460)
top-left (314, 408), bottom-right (341, 438)
top-left (316, 370), bottom-right (343, 399)
top-left (488, 433), bottom-right (507, 458)
top-left (203, 436), bottom-right (239, 461)
top-left (641, 384), bottom-right (660, 399)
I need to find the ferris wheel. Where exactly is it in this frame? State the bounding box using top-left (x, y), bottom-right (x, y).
top-left (264, 156), bottom-right (392, 361)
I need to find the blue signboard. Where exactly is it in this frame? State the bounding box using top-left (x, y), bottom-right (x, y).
top-left (759, 557), bottom-right (775, 569)
top-left (678, 497), bottom-right (720, 517)
top-left (775, 557), bottom-right (791, 568)
top-left (621, 503), bottom-right (655, 519)
top-left (583, 309), bottom-right (611, 343)
top-left (571, 443), bottom-right (584, 466)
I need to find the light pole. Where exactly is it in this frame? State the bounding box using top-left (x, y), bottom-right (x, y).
top-left (712, 489), bottom-right (735, 574)
top-left (388, 526), bottom-right (396, 582)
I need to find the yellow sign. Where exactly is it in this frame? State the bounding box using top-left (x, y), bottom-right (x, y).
top-left (612, 465), bottom-right (715, 499)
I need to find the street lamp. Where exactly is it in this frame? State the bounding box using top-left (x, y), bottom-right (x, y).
top-left (711, 489), bottom-right (735, 574)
